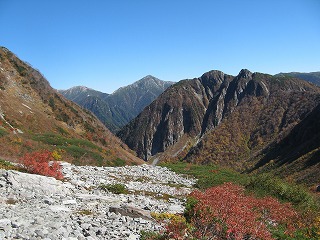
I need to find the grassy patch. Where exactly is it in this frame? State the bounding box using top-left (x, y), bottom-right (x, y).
top-left (0, 159), bottom-right (20, 171)
top-left (160, 162), bottom-right (248, 189)
top-left (56, 126), bottom-right (69, 136)
top-left (133, 190), bottom-right (174, 201)
top-left (32, 133), bottom-right (101, 150)
top-left (246, 173), bottom-right (319, 210)
top-left (140, 230), bottom-right (165, 240)
top-left (161, 162), bottom-right (320, 211)
top-left (99, 183), bottom-right (128, 194)
top-left (32, 133), bottom-right (111, 166)
top-left (112, 158), bottom-right (126, 167)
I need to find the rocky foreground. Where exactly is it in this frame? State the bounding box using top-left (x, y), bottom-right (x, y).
top-left (0, 163), bottom-right (196, 239)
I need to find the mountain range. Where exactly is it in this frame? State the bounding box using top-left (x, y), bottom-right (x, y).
top-left (118, 69), bottom-right (320, 185)
top-left (1, 46), bottom-right (320, 186)
top-left (59, 76), bottom-right (174, 133)
top-left (0, 46), bottom-right (142, 166)
top-left (275, 71), bottom-right (320, 86)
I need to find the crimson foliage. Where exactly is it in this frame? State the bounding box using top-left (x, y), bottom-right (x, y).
top-left (19, 150), bottom-right (63, 180)
top-left (166, 183), bottom-right (298, 240)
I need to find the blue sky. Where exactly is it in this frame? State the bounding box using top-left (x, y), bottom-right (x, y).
top-left (0, 0), bottom-right (319, 93)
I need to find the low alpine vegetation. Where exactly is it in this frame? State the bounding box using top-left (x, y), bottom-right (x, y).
top-left (155, 163), bottom-right (320, 239)
top-left (149, 183), bottom-right (305, 239)
top-left (99, 183), bottom-right (128, 194)
top-left (18, 150), bottom-right (63, 180)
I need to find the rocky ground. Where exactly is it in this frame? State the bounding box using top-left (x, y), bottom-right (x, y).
top-left (0, 163), bottom-right (196, 239)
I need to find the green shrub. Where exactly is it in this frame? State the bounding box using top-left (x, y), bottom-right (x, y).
top-left (246, 173), bottom-right (318, 210)
top-left (112, 158), bottom-right (126, 167)
top-left (56, 126), bottom-right (69, 136)
top-left (99, 183), bottom-right (128, 194)
top-left (0, 128), bottom-right (8, 137)
top-left (184, 196), bottom-right (198, 222)
top-left (48, 97), bottom-right (55, 110)
top-left (33, 133), bottom-right (100, 149)
top-left (140, 230), bottom-right (165, 240)
top-left (64, 145), bottom-right (87, 159)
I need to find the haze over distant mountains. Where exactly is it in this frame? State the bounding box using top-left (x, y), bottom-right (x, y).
top-left (59, 76), bottom-right (174, 133)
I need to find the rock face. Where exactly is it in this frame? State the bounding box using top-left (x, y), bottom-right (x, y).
top-left (0, 163), bottom-right (195, 239)
top-left (118, 69), bottom-right (320, 184)
top-left (118, 69), bottom-right (319, 160)
top-left (59, 76), bottom-right (174, 133)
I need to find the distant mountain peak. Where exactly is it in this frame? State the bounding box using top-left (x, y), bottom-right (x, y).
top-left (60, 75), bottom-right (174, 133)
top-left (141, 75), bottom-right (157, 80)
top-left (69, 86), bottom-right (92, 91)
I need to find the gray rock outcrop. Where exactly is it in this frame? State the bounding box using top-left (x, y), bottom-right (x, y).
top-left (0, 163), bottom-right (196, 239)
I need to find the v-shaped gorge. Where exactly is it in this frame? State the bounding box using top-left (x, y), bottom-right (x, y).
top-left (118, 69), bottom-right (320, 185)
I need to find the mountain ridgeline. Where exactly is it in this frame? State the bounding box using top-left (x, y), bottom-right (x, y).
top-left (59, 76), bottom-right (174, 133)
top-left (118, 69), bottom-right (320, 185)
top-left (275, 71), bottom-right (320, 86)
top-left (0, 47), bottom-right (143, 166)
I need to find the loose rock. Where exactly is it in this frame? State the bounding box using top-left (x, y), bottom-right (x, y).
top-left (0, 163), bottom-right (196, 239)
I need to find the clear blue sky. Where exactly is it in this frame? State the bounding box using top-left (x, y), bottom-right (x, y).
top-left (1, 0), bottom-right (319, 93)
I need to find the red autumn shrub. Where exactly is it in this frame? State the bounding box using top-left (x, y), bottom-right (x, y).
top-left (183, 183), bottom-right (298, 240)
top-left (19, 150), bottom-right (63, 180)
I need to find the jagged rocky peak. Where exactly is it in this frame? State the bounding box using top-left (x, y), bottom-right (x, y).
top-left (237, 69), bottom-right (253, 79)
top-left (119, 68), bottom-right (320, 165)
top-left (201, 70), bottom-right (225, 80)
top-left (199, 70), bottom-right (227, 87)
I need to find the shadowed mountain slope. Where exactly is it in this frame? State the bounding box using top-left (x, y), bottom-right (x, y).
top-left (59, 76), bottom-right (174, 133)
top-left (118, 69), bottom-right (320, 184)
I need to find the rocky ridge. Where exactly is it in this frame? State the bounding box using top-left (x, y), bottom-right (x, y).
top-left (118, 69), bottom-right (320, 161)
top-left (0, 163), bottom-right (195, 239)
top-left (118, 69), bottom-right (320, 185)
top-left (59, 76), bottom-right (174, 133)
top-left (275, 71), bottom-right (320, 86)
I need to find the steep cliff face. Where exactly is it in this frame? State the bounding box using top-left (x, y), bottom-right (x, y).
top-left (118, 69), bottom-right (291, 161)
top-left (0, 47), bottom-right (143, 165)
top-left (59, 76), bottom-right (174, 133)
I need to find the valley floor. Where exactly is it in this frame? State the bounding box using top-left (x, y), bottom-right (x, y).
top-left (0, 163), bottom-right (195, 239)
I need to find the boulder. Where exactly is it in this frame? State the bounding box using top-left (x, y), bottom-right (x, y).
top-left (2, 170), bottom-right (69, 196)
